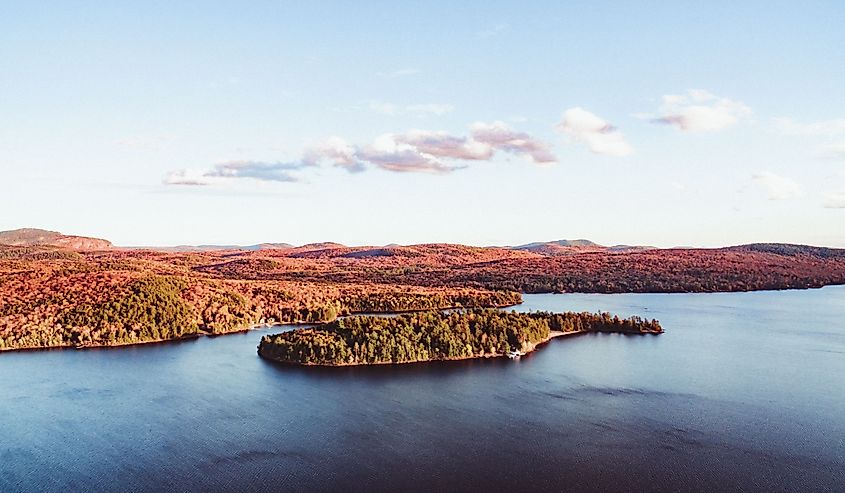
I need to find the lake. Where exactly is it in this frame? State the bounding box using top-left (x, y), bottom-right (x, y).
top-left (2, 287), bottom-right (844, 492)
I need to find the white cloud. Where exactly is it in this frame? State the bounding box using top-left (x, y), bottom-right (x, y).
top-left (357, 134), bottom-right (456, 174)
top-left (652, 90), bottom-right (751, 132)
top-left (752, 171), bottom-right (803, 200)
top-left (395, 130), bottom-right (493, 160)
top-left (304, 137), bottom-right (364, 172)
top-left (557, 107), bottom-right (634, 157)
top-left (164, 160), bottom-right (306, 186)
top-left (470, 121), bottom-right (557, 165)
top-left (823, 191), bottom-right (845, 208)
top-left (164, 122), bottom-right (557, 184)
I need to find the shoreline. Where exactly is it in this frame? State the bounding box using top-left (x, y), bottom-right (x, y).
top-left (0, 302), bottom-right (521, 354)
top-left (4, 285), bottom-right (843, 354)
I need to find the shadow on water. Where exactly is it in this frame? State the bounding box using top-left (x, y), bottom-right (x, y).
top-left (257, 350), bottom-right (525, 385)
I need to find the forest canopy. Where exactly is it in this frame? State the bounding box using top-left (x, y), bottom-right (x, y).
top-left (258, 309), bottom-right (663, 366)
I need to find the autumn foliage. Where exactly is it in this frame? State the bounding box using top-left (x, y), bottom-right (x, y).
top-left (258, 309), bottom-right (664, 366)
top-left (1, 241), bottom-right (843, 350)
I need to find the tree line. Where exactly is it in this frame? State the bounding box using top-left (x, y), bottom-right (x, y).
top-left (0, 270), bottom-right (521, 350)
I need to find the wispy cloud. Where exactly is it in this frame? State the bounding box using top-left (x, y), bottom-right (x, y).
top-left (115, 137), bottom-right (172, 151)
top-left (823, 191), bottom-right (845, 208)
top-left (368, 101), bottom-right (454, 117)
top-left (557, 107), bottom-right (634, 156)
top-left (773, 117), bottom-right (845, 136)
top-left (164, 160), bottom-right (307, 186)
top-left (163, 169), bottom-right (216, 186)
top-left (771, 117), bottom-right (845, 161)
top-left (649, 90), bottom-right (751, 132)
top-left (405, 104), bottom-right (454, 116)
top-left (752, 171), bottom-right (802, 200)
top-left (382, 68), bottom-right (421, 78)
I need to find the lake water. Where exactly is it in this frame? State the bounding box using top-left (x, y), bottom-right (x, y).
top-left (2, 287), bottom-right (844, 492)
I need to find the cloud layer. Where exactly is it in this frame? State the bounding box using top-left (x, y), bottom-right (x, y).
top-left (557, 107), bottom-right (634, 156)
top-left (166, 122), bottom-right (557, 184)
top-left (652, 90), bottom-right (751, 132)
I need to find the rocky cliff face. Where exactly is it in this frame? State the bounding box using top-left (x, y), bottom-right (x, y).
top-left (0, 228), bottom-right (112, 250)
top-left (52, 235), bottom-right (112, 250)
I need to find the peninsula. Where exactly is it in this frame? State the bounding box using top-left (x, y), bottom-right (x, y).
top-left (257, 309), bottom-right (663, 366)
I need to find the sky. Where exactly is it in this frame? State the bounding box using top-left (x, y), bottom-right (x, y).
top-left (1, 1), bottom-right (844, 247)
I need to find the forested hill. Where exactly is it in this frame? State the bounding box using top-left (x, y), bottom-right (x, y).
top-left (0, 228), bottom-right (111, 250)
top-left (191, 242), bottom-right (845, 293)
top-left (724, 243), bottom-right (845, 259)
top-left (258, 309), bottom-right (663, 366)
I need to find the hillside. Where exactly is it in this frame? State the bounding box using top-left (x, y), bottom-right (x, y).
top-left (1, 229), bottom-right (845, 351)
top-left (0, 228), bottom-right (112, 250)
top-left (125, 242), bottom-right (295, 252)
top-left (509, 239), bottom-right (656, 255)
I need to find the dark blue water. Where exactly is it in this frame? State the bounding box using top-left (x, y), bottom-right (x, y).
top-left (2, 287), bottom-right (844, 492)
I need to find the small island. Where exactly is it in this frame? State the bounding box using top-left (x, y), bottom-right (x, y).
top-left (258, 309), bottom-right (663, 366)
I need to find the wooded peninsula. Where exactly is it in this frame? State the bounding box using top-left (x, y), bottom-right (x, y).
top-left (258, 309), bottom-right (663, 366)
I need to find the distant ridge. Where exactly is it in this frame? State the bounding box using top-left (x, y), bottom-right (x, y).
top-left (3, 228), bottom-right (842, 257)
top-left (509, 239), bottom-right (656, 255)
top-left (127, 243), bottom-right (295, 252)
top-left (0, 228), bottom-right (112, 250)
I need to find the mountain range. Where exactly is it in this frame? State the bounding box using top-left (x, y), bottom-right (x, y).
top-left (0, 228), bottom-right (657, 254)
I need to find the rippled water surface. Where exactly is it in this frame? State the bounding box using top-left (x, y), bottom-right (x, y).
top-left (2, 287), bottom-right (844, 492)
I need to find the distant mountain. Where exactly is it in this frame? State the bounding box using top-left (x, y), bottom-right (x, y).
top-left (512, 239), bottom-right (600, 249)
top-left (0, 228), bottom-right (112, 250)
top-left (607, 244), bottom-right (658, 253)
top-left (5, 229), bottom-right (837, 261)
top-left (130, 243), bottom-right (295, 252)
top-left (509, 239), bottom-right (656, 255)
top-left (724, 243), bottom-right (845, 259)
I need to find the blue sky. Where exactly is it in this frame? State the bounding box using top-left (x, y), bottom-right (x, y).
top-left (2, 1), bottom-right (844, 247)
